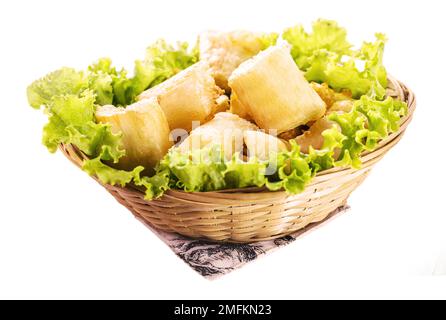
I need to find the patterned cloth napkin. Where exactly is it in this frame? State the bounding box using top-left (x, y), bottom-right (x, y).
top-left (137, 205), bottom-right (349, 280)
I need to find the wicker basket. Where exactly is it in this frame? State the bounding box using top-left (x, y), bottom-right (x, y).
top-left (60, 77), bottom-right (415, 243)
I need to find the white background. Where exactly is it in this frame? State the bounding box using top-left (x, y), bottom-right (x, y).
top-left (1, 0), bottom-right (445, 299)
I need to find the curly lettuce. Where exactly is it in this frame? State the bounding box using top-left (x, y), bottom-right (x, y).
top-left (27, 68), bottom-right (123, 160)
top-left (157, 145), bottom-right (270, 192)
top-left (27, 68), bottom-right (88, 109)
top-left (283, 19), bottom-right (352, 69)
top-left (83, 154), bottom-right (169, 199)
top-left (283, 19), bottom-right (388, 99)
top-left (158, 141), bottom-right (318, 195)
top-left (327, 95), bottom-right (407, 168)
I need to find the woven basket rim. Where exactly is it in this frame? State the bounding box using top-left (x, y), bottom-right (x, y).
top-left (61, 76), bottom-right (416, 198)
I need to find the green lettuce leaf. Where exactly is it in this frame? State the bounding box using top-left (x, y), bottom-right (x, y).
top-left (27, 68), bottom-right (88, 109)
top-left (284, 20), bottom-right (388, 99)
top-left (83, 155), bottom-right (169, 199)
top-left (304, 50), bottom-right (373, 98)
top-left (224, 156), bottom-right (267, 189)
top-left (265, 141), bottom-right (313, 194)
top-left (159, 141), bottom-right (314, 195)
top-left (283, 19), bottom-right (352, 70)
top-left (87, 58), bottom-right (115, 105)
top-left (306, 126), bottom-right (346, 173)
top-left (88, 58), bottom-right (134, 106)
top-left (158, 145), bottom-right (227, 192)
top-left (40, 91), bottom-right (124, 161)
top-left (158, 146), bottom-right (269, 192)
top-left (88, 72), bottom-right (114, 106)
top-left (328, 95), bottom-right (408, 168)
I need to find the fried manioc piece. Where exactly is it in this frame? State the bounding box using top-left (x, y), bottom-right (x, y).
top-left (199, 30), bottom-right (269, 92)
top-left (95, 98), bottom-right (173, 173)
top-left (229, 91), bottom-right (252, 121)
top-left (178, 112), bottom-right (258, 159)
top-left (228, 42), bottom-right (326, 133)
top-left (310, 82), bottom-right (336, 107)
top-left (138, 62), bottom-right (224, 132)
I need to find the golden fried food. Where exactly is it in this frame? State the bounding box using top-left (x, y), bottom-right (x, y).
top-left (228, 42), bottom-right (326, 133)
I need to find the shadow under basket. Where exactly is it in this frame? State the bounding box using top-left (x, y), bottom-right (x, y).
top-left (60, 77), bottom-right (416, 243)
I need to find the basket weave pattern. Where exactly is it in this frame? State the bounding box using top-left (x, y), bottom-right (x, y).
top-left (61, 77), bottom-right (415, 243)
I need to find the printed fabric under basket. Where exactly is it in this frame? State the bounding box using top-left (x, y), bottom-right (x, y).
top-left (60, 76), bottom-right (415, 243)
